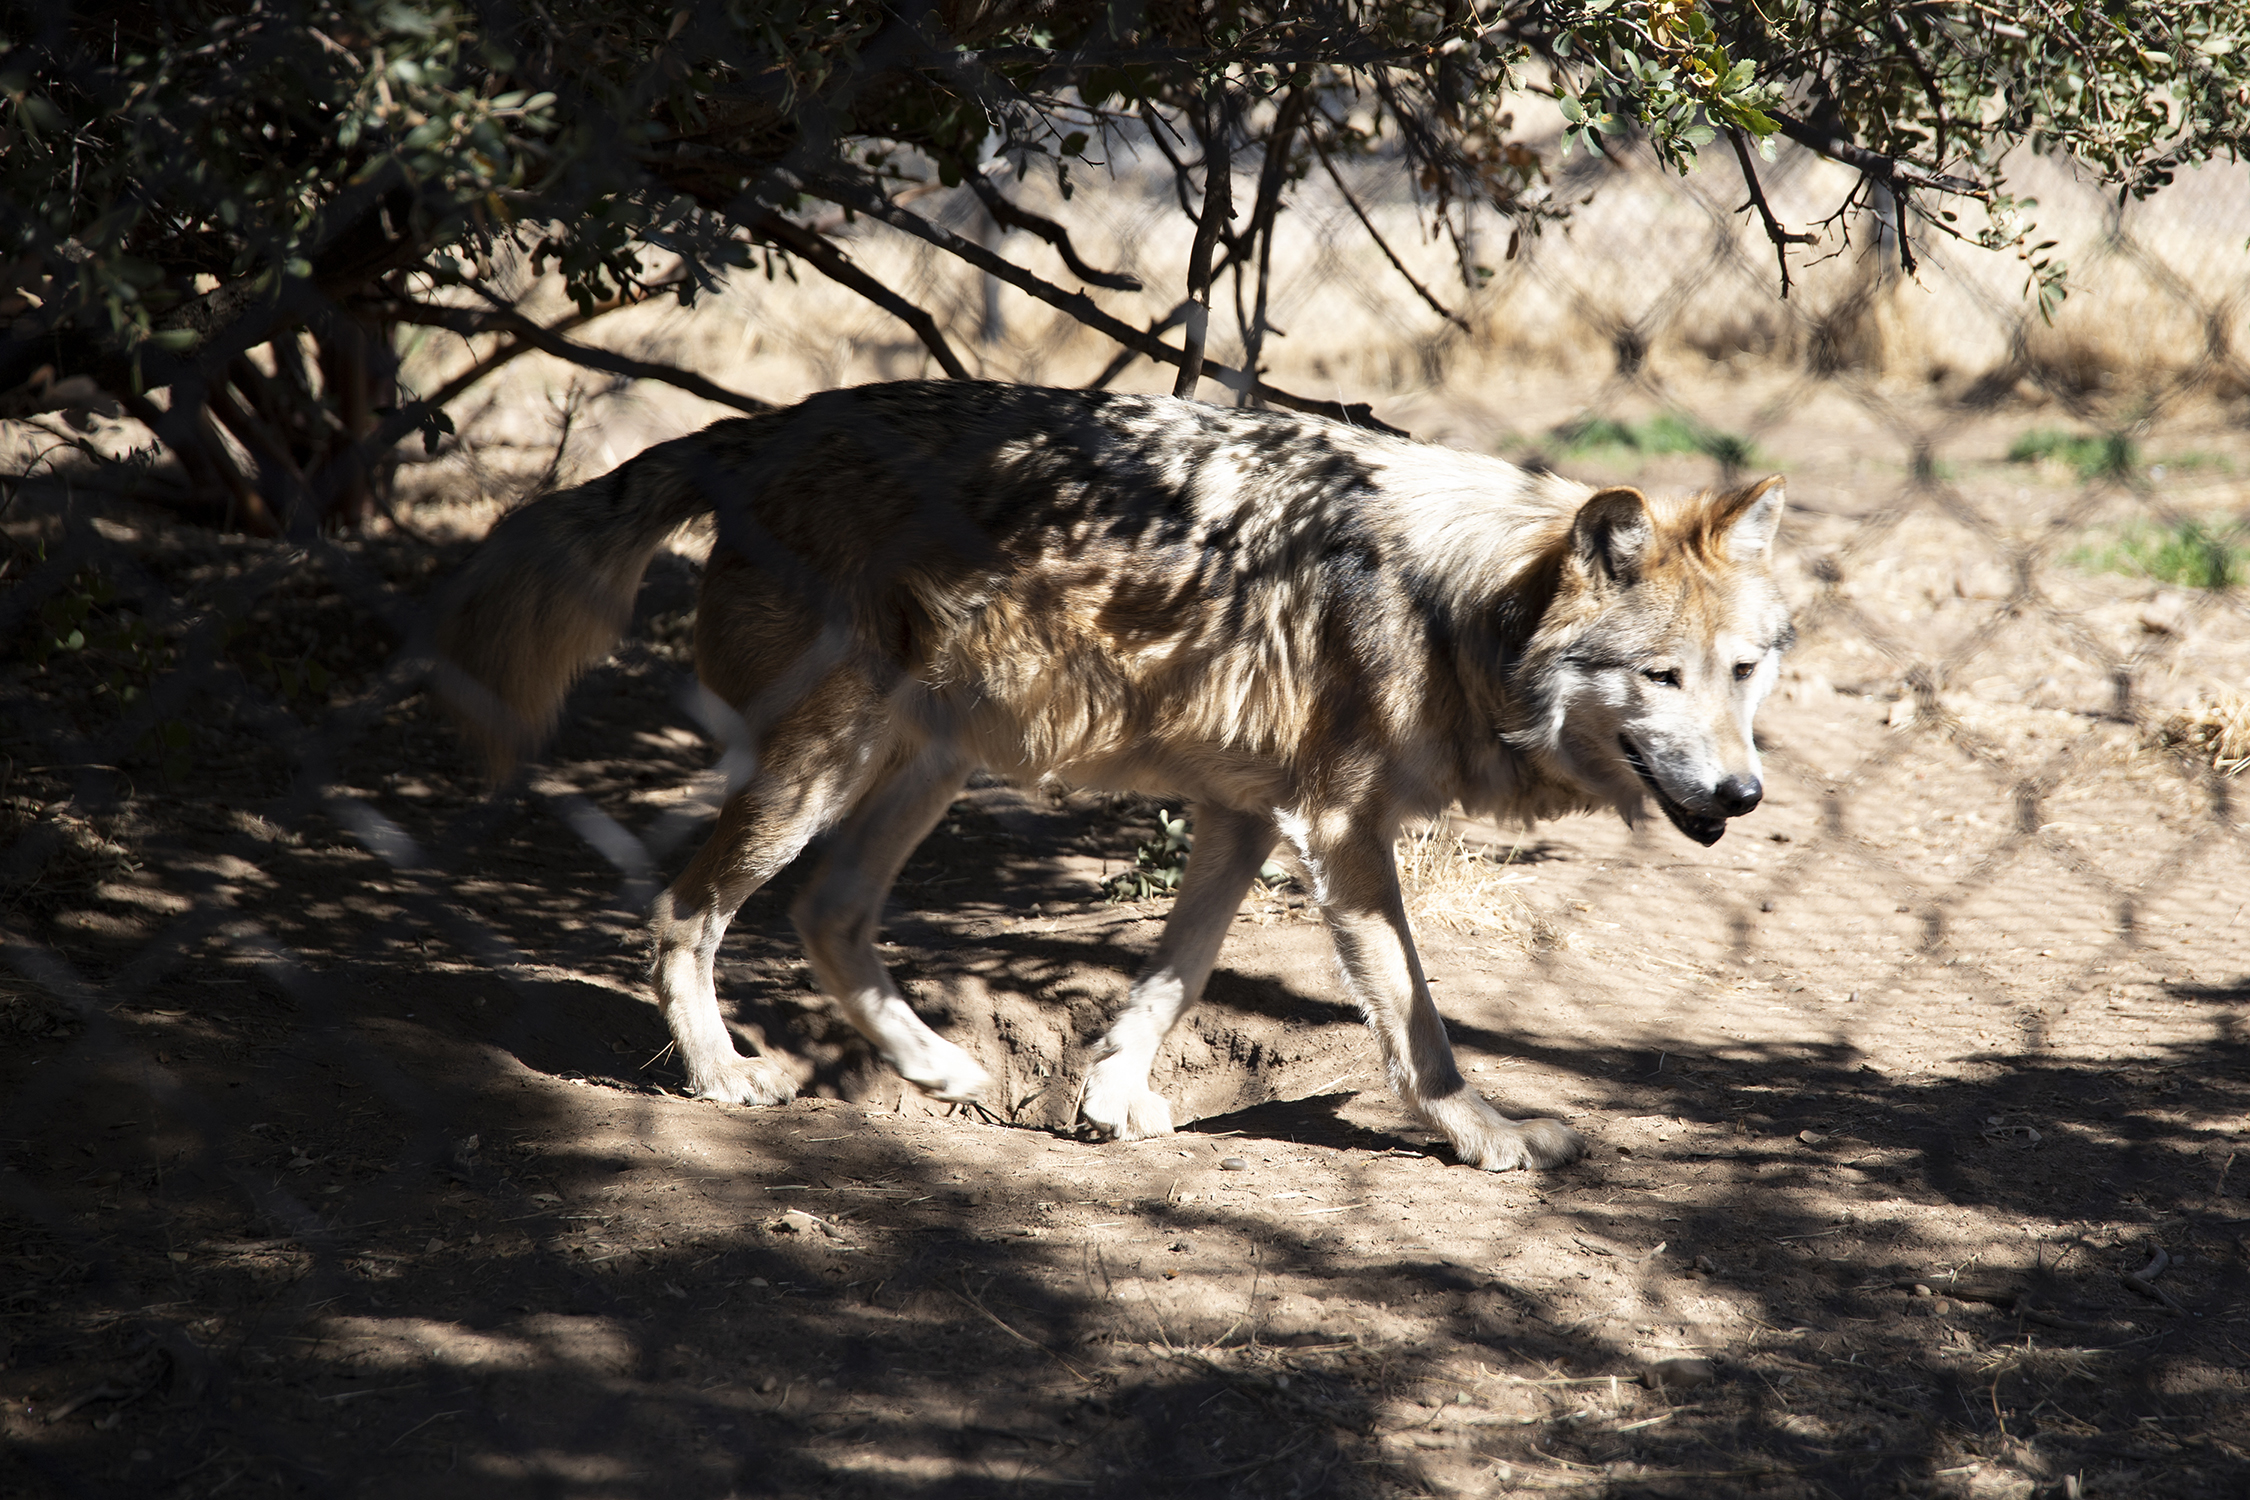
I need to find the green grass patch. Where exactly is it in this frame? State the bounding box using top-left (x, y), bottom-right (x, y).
top-left (1549, 412), bottom-right (1761, 469)
top-left (2070, 518), bottom-right (2250, 591)
top-left (2007, 428), bottom-right (2140, 481)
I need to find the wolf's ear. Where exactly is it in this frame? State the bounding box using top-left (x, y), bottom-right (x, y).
top-left (1570, 486), bottom-right (1654, 587)
top-left (1715, 476), bottom-right (1786, 561)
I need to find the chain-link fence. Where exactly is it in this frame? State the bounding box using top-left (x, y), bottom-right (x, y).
top-left (5, 136), bottom-right (2248, 1498)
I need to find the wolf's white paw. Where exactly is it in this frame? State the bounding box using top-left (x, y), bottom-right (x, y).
top-left (686, 1053), bottom-right (800, 1106)
top-left (1080, 1068), bottom-right (1176, 1140)
top-left (1458, 1115), bottom-right (1586, 1172)
top-left (896, 1037), bottom-right (992, 1104)
top-left (1425, 1090), bottom-right (1586, 1171)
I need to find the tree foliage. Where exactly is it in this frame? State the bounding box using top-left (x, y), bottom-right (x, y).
top-left (3, 1), bottom-right (2243, 531)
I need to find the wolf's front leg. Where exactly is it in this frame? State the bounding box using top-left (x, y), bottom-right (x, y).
top-left (646, 722), bottom-right (884, 1106)
top-left (1080, 806), bottom-right (1277, 1141)
top-left (1300, 818), bottom-right (1585, 1171)
top-left (651, 891), bottom-right (800, 1105)
top-left (792, 746), bottom-right (990, 1103)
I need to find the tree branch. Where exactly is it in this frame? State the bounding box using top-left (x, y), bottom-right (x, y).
top-left (1726, 127), bottom-right (1819, 300)
top-left (803, 173), bottom-right (1404, 435)
top-left (120, 390), bottom-right (279, 536)
top-left (1768, 110), bottom-right (1987, 199)
top-left (1177, 91), bottom-right (1235, 398)
top-left (384, 301), bottom-right (774, 415)
top-left (961, 169), bottom-right (1142, 292)
top-left (1236, 82), bottom-right (1311, 406)
top-left (1311, 134), bottom-right (1472, 333)
top-left (744, 215), bottom-right (972, 379)
top-left (207, 380), bottom-right (312, 522)
top-left (399, 296), bottom-right (637, 427)
top-left (1879, 10), bottom-right (1953, 166)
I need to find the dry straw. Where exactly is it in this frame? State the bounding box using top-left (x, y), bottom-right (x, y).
top-left (1394, 822), bottom-right (1539, 942)
top-left (2156, 691), bottom-right (2250, 777)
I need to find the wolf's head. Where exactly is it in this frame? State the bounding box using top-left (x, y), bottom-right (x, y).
top-left (1514, 478), bottom-right (1793, 846)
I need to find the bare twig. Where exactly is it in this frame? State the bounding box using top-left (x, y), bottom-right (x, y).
top-left (1880, 11), bottom-right (1952, 165)
top-left (2123, 1244), bottom-right (2185, 1313)
top-left (1177, 90), bottom-right (1235, 398)
top-left (1725, 127), bottom-right (1819, 300)
top-left (950, 1284), bottom-right (1092, 1382)
top-left (1141, 98), bottom-right (1206, 220)
top-left (403, 295), bottom-right (638, 420)
top-left (803, 174), bottom-right (1403, 434)
top-left (1237, 82), bottom-right (1311, 406)
top-left (961, 169), bottom-right (1141, 291)
top-left (1086, 300), bottom-right (1195, 390)
top-left (384, 301), bottom-right (772, 415)
top-left (1768, 109), bottom-right (1986, 197)
top-left (1311, 134), bottom-right (1472, 333)
top-left (747, 215), bottom-right (972, 379)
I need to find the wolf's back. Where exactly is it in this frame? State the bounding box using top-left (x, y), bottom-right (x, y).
top-left (432, 419), bottom-right (769, 774)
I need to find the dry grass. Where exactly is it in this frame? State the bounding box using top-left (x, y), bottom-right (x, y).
top-left (1394, 822), bottom-right (1540, 942)
top-left (2156, 690), bottom-right (2250, 775)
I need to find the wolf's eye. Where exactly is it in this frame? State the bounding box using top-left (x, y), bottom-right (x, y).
top-left (1641, 667), bottom-right (1681, 688)
top-left (1733, 661), bottom-right (1757, 682)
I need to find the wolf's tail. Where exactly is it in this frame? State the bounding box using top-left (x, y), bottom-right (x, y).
top-left (431, 425), bottom-right (754, 775)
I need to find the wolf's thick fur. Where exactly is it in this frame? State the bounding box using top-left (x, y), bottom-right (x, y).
top-left (435, 380), bottom-right (1792, 1170)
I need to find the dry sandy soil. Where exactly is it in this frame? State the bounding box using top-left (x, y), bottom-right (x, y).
top-left (3, 372), bottom-right (2249, 1500)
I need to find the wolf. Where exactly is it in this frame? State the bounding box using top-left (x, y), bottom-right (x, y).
top-left (434, 380), bottom-right (1791, 1170)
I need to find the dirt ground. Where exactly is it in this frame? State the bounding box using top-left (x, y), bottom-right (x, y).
top-left (4, 374), bottom-right (2249, 1500)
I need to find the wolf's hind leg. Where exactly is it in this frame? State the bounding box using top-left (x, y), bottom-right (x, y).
top-left (1300, 820), bottom-right (1585, 1172)
top-left (791, 745), bottom-right (988, 1102)
top-left (1080, 805), bottom-right (1276, 1141)
top-left (650, 692), bottom-right (887, 1105)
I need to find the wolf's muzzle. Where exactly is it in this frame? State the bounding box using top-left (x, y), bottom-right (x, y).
top-left (1618, 736), bottom-right (1731, 846)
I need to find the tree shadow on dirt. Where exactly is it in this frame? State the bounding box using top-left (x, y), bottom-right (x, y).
top-left (10, 931), bottom-right (2248, 1498)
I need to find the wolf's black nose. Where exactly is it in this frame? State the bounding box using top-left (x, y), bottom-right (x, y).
top-left (1714, 775), bottom-right (1762, 816)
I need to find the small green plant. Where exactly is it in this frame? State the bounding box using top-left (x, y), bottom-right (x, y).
top-left (253, 651), bottom-right (333, 703)
top-left (1550, 416), bottom-right (1640, 453)
top-left (2070, 518), bottom-right (2250, 591)
top-left (1100, 812), bottom-right (1288, 902)
top-left (25, 565), bottom-right (173, 692)
top-left (1102, 810), bottom-right (1194, 902)
top-left (2007, 428), bottom-right (2139, 481)
top-left (1548, 413), bottom-right (1762, 468)
top-left (19, 563), bottom-right (193, 779)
